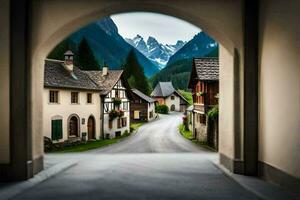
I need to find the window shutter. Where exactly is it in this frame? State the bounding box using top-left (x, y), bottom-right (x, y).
top-left (109, 120), bottom-right (112, 129)
top-left (51, 119), bottom-right (63, 140)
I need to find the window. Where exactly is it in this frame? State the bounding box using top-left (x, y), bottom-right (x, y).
top-left (87, 93), bottom-right (92, 103)
top-left (171, 95), bottom-right (175, 100)
top-left (123, 102), bottom-right (129, 111)
top-left (71, 92), bottom-right (79, 104)
top-left (134, 111), bottom-right (140, 119)
top-left (118, 117), bottom-right (127, 128)
top-left (49, 91), bottom-right (59, 103)
top-left (51, 119), bottom-right (63, 140)
top-left (200, 114), bottom-right (206, 124)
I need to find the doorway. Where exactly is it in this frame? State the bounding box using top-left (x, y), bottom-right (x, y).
top-left (88, 116), bottom-right (96, 140)
top-left (69, 116), bottom-right (79, 137)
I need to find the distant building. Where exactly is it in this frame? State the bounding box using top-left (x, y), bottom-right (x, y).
top-left (151, 82), bottom-right (189, 112)
top-left (85, 66), bottom-right (133, 139)
top-left (188, 57), bottom-right (219, 149)
top-left (130, 89), bottom-right (157, 122)
top-left (43, 51), bottom-right (102, 143)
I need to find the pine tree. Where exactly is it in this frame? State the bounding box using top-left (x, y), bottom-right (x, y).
top-left (47, 39), bottom-right (72, 60)
top-left (78, 37), bottom-right (99, 70)
top-left (123, 49), bottom-right (151, 95)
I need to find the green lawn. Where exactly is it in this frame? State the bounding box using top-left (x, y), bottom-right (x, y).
top-left (48, 133), bottom-right (130, 153)
top-left (48, 122), bottom-right (146, 153)
top-left (178, 124), bottom-right (216, 152)
top-left (177, 90), bottom-right (193, 105)
top-left (130, 122), bottom-right (146, 131)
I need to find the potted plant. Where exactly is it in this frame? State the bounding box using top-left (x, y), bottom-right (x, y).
top-left (109, 109), bottom-right (119, 120)
top-left (113, 97), bottom-right (122, 106)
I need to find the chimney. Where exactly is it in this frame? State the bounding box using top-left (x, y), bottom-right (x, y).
top-left (64, 50), bottom-right (74, 71)
top-left (102, 62), bottom-right (109, 76)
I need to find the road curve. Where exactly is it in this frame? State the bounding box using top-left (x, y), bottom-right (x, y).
top-left (92, 112), bottom-right (209, 153)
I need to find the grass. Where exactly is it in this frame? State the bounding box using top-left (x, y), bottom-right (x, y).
top-left (177, 90), bottom-right (193, 105)
top-left (179, 124), bottom-right (193, 139)
top-left (130, 122), bottom-right (146, 131)
top-left (178, 124), bottom-right (217, 152)
top-left (48, 133), bottom-right (130, 153)
top-left (49, 122), bottom-right (146, 153)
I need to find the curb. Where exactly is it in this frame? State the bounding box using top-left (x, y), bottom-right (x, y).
top-left (0, 160), bottom-right (77, 200)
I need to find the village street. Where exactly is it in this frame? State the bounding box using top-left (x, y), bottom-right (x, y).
top-left (12, 113), bottom-right (261, 200)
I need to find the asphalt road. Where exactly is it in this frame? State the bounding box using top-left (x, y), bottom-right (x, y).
top-left (12, 113), bottom-right (261, 200)
top-left (93, 112), bottom-right (206, 153)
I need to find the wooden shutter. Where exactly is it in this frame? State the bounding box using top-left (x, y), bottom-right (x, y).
top-left (51, 119), bottom-right (63, 140)
top-left (109, 120), bottom-right (112, 129)
top-left (117, 118), bottom-right (121, 128)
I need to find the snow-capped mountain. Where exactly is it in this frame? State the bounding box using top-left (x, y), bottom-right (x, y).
top-left (126, 35), bottom-right (186, 69)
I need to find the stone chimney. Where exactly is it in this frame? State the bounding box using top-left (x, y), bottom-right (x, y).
top-left (64, 50), bottom-right (74, 71)
top-left (102, 62), bottom-right (109, 76)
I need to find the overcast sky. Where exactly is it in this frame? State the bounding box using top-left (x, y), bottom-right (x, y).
top-left (110, 12), bottom-right (201, 45)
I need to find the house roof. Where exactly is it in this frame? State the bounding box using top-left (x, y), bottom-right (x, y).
top-left (84, 70), bottom-right (123, 95)
top-left (186, 105), bottom-right (194, 112)
top-left (193, 57), bottom-right (219, 81)
top-left (132, 89), bottom-right (156, 103)
top-left (44, 59), bottom-right (100, 91)
top-left (151, 82), bottom-right (175, 97)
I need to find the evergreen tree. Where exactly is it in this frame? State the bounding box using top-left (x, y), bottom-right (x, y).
top-left (78, 37), bottom-right (99, 70)
top-left (123, 49), bottom-right (151, 95)
top-left (47, 39), bottom-right (73, 60)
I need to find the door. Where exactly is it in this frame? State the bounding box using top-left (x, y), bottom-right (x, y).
top-left (170, 104), bottom-right (175, 111)
top-left (88, 116), bottom-right (95, 139)
top-left (69, 116), bottom-right (79, 137)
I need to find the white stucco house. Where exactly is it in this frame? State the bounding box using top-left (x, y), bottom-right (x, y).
top-left (43, 52), bottom-right (102, 143)
top-left (85, 66), bottom-right (133, 139)
top-left (151, 82), bottom-right (189, 112)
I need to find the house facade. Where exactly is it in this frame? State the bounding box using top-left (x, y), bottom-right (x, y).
top-left (43, 53), bottom-right (102, 143)
top-left (151, 82), bottom-right (189, 112)
top-left (188, 57), bottom-right (219, 149)
top-left (85, 67), bottom-right (132, 139)
top-left (130, 89), bottom-right (156, 122)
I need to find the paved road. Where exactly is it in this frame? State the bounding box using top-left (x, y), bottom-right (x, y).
top-left (12, 113), bottom-right (261, 200)
top-left (93, 113), bottom-right (206, 153)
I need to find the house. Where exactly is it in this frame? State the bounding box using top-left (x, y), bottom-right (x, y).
top-left (151, 82), bottom-right (189, 112)
top-left (130, 89), bottom-right (157, 122)
top-left (85, 65), bottom-right (133, 139)
top-left (43, 51), bottom-right (102, 143)
top-left (188, 57), bottom-right (219, 149)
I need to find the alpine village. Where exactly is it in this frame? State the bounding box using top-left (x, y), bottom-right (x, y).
top-left (44, 17), bottom-right (219, 153)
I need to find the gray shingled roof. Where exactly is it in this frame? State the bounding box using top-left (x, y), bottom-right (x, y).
top-left (132, 89), bottom-right (156, 103)
top-left (44, 59), bottom-right (100, 91)
top-left (151, 82), bottom-right (175, 97)
top-left (194, 58), bottom-right (219, 81)
top-left (84, 70), bottom-right (123, 95)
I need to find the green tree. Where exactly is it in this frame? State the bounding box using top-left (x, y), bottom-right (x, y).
top-left (123, 49), bottom-right (151, 95)
top-left (78, 37), bottom-right (99, 70)
top-left (48, 39), bottom-right (73, 60)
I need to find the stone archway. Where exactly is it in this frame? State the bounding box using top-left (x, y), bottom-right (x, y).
top-left (3, 0), bottom-right (260, 180)
top-left (68, 115), bottom-right (80, 137)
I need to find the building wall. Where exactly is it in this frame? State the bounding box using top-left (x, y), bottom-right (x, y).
top-left (165, 94), bottom-right (181, 112)
top-left (43, 89), bottom-right (101, 142)
top-left (103, 80), bottom-right (130, 138)
top-left (259, 0), bottom-right (300, 178)
top-left (148, 102), bottom-right (156, 121)
top-left (130, 101), bottom-right (148, 122)
top-left (219, 44), bottom-right (236, 160)
top-left (193, 112), bottom-right (207, 142)
top-left (0, 0), bottom-right (10, 164)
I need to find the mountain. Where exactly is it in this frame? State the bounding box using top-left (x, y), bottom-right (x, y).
top-left (167, 32), bottom-right (217, 65)
top-left (150, 32), bottom-right (218, 90)
top-left (126, 35), bottom-right (185, 69)
top-left (68, 17), bottom-right (160, 77)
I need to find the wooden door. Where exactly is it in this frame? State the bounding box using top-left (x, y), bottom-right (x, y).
top-left (170, 104), bottom-right (175, 111)
top-left (69, 116), bottom-right (78, 137)
top-left (88, 116), bottom-right (95, 139)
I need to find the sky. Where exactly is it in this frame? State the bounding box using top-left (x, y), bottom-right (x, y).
top-left (110, 12), bottom-right (201, 45)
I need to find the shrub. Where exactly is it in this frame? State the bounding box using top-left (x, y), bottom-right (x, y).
top-left (207, 105), bottom-right (219, 121)
top-left (155, 104), bottom-right (169, 114)
top-left (113, 97), bottom-right (122, 106)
